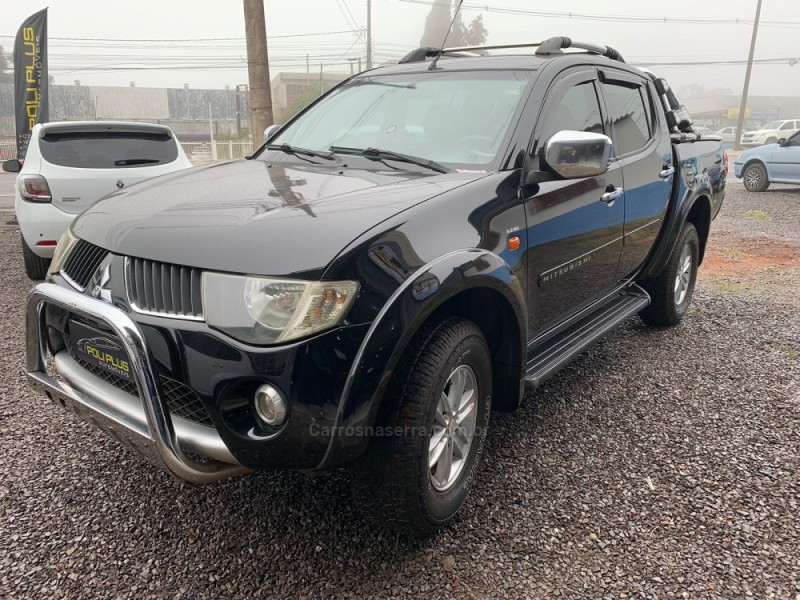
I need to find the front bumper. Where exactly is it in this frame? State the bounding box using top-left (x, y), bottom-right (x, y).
top-left (27, 282), bottom-right (249, 484)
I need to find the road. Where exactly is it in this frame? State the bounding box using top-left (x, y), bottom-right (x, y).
top-left (0, 173), bottom-right (15, 210)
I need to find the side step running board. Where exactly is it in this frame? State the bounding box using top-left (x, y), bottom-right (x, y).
top-left (524, 285), bottom-right (650, 389)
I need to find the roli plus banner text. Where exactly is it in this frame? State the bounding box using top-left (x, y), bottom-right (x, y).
top-left (14, 8), bottom-right (49, 161)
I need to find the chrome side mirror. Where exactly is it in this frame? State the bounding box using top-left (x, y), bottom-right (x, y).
top-left (543, 130), bottom-right (613, 179)
top-left (264, 124), bottom-right (282, 143)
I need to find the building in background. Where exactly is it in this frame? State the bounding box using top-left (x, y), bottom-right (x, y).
top-left (0, 71), bottom-right (352, 144)
top-left (270, 72), bottom-right (349, 122)
top-left (684, 95), bottom-right (800, 131)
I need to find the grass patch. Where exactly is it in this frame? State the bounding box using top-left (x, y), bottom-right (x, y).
top-left (721, 248), bottom-right (752, 259)
top-left (744, 209), bottom-right (771, 220)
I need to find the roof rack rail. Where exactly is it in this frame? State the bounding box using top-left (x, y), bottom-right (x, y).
top-left (535, 36), bottom-right (625, 63)
top-left (399, 37), bottom-right (625, 65)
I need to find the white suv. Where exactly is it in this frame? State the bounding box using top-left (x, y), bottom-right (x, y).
top-left (740, 119), bottom-right (800, 147)
top-left (2, 121), bottom-right (192, 279)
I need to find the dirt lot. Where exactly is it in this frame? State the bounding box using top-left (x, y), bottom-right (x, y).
top-left (699, 179), bottom-right (800, 306)
top-left (0, 180), bottom-right (798, 599)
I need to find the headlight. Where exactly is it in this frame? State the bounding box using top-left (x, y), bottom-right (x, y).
top-left (47, 229), bottom-right (79, 277)
top-left (203, 272), bottom-right (359, 345)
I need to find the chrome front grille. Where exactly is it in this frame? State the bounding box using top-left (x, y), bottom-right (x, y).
top-left (61, 240), bottom-right (109, 290)
top-left (126, 257), bottom-right (203, 320)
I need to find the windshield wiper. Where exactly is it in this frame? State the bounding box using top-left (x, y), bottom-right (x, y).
top-left (343, 79), bottom-right (417, 90)
top-left (264, 143), bottom-right (337, 162)
top-left (114, 158), bottom-right (160, 166)
top-left (329, 146), bottom-right (450, 174)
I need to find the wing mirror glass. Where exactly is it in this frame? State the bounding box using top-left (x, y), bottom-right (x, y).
top-left (778, 138), bottom-right (787, 147)
top-left (264, 124), bottom-right (282, 143)
top-left (2, 159), bottom-right (21, 173)
top-left (543, 131), bottom-right (613, 179)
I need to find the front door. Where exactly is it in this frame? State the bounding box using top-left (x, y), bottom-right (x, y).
top-left (770, 130), bottom-right (800, 182)
top-left (524, 69), bottom-right (625, 336)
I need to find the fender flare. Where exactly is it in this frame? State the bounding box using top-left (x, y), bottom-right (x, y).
top-left (316, 248), bottom-right (526, 469)
top-left (642, 178), bottom-right (714, 279)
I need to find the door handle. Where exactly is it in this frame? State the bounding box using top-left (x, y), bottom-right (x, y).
top-left (659, 166), bottom-right (675, 180)
top-left (601, 186), bottom-right (623, 204)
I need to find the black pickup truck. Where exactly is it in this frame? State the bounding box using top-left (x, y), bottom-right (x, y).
top-left (25, 37), bottom-right (725, 537)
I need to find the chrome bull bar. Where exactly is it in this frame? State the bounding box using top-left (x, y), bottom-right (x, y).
top-left (26, 282), bottom-right (249, 484)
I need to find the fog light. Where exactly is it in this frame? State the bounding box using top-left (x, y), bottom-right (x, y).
top-left (254, 384), bottom-right (287, 426)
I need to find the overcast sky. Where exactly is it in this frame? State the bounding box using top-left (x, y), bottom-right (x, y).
top-left (2, 0), bottom-right (799, 98)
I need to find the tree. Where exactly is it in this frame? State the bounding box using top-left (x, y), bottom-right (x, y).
top-left (419, 0), bottom-right (487, 48)
top-left (0, 46), bottom-right (12, 84)
top-left (452, 13), bottom-right (487, 47)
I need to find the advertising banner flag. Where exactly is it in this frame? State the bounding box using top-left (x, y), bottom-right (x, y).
top-left (14, 8), bottom-right (49, 161)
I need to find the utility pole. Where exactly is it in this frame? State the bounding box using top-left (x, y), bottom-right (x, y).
top-left (209, 102), bottom-right (217, 160)
top-left (243, 0), bottom-right (274, 139)
top-left (734, 0), bottom-right (763, 150)
top-left (366, 0), bottom-right (373, 70)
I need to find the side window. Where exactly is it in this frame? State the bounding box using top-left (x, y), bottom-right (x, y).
top-left (780, 121), bottom-right (794, 131)
top-left (601, 82), bottom-right (651, 156)
top-left (539, 81), bottom-right (604, 145)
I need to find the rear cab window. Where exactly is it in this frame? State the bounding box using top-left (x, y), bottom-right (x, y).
top-left (600, 80), bottom-right (651, 156)
top-left (40, 131), bottom-right (179, 169)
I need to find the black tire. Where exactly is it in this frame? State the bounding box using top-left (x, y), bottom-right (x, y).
top-left (21, 235), bottom-right (51, 280)
top-left (742, 162), bottom-right (770, 192)
top-left (766, 137), bottom-right (777, 145)
top-left (351, 317), bottom-right (492, 538)
top-left (639, 222), bottom-right (700, 327)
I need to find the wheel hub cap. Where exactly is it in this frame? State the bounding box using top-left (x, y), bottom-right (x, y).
top-left (745, 168), bottom-right (761, 189)
top-left (428, 364), bottom-right (478, 492)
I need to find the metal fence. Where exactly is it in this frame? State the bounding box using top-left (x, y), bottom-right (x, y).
top-left (180, 140), bottom-right (255, 162)
top-left (0, 141), bottom-right (15, 160)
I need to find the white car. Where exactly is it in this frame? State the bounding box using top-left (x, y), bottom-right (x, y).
top-left (2, 121), bottom-right (192, 279)
top-left (740, 119), bottom-right (800, 147)
top-left (714, 126), bottom-right (737, 144)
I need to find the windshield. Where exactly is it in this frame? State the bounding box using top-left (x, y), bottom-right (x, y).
top-left (762, 121), bottom-right (781, 130)
top-left (267, 71), bottom-right (532, 170)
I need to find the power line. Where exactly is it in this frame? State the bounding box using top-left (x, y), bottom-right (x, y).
top-left (395, 0), bottom-right (800, 29)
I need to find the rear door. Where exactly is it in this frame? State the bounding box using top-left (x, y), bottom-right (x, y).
top-left (769, 130), bottom-right (800, 182)
top-left (524, 68), bottom-right (625, 335)
top-left (599, 70), bottom-right (673, 280)
top-left (37, 126), bottom-right (187, 214)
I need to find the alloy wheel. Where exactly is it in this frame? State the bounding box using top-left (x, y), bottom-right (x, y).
top-left (674, 242), bottom-right (693, 306)
top-left (429, 364), bottom-right (479, 491)
top-left (744, 167), bottom-right (761, 190)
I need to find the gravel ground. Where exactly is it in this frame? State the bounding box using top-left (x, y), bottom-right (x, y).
top-left (1, 183), bottom-right (799, 599)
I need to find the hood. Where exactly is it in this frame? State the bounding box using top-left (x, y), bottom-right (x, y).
top-left (72, 158), bottom-right (483, 277)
